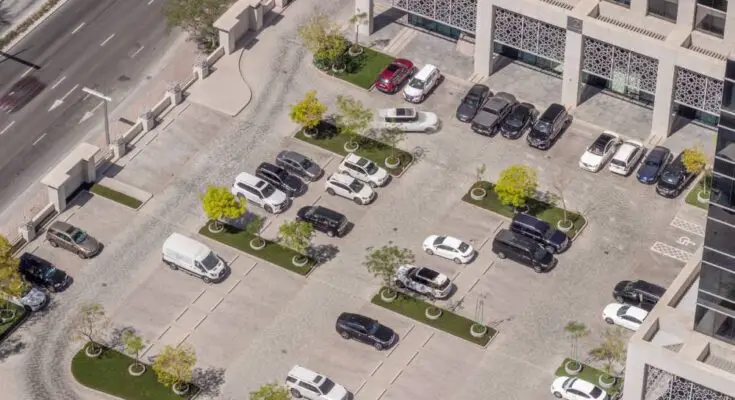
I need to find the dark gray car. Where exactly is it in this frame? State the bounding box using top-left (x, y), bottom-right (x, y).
top-left (456, 84), bottom-right (491, 122)
top-left (46, 221), bottom-right (102, 259)
top-left (275, 151), bottom-right (323, 181)
top-left (471, 92), bottom-right (516, 136)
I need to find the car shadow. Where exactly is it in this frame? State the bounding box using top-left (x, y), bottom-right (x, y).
top-left (192, 366), bottom-right (226, 396)
top-left (307, 244), bottom-right (340, 265)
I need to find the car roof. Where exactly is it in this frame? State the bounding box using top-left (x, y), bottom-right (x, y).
top-left (257, 162), bottom-right (285, 174)
top-left (413, 64), bottom-right (438, 80)
top-left (288, 365), bottom-right (321, 382)
top-left (624, 305), bottom-right (649, 320)
top-left (512, 213), bottom-right (549, 230)
top-left (338, 312), bottom-right (373, 326)
top-left (539, 103), bottom-right (565, 121)
top-left (647, 146), bottom-right (669, 160)
top-left (235, 172), bottom-right (265, 187)
top-left (631, 280), bottom-right (666, 296)
top-left (49, 220), bottom-right (75, 233)
top-left (569, 377), bottom-right (598, 394)
top-left (441, 236), bottom-right (462, 247)
top-left (19, 252), bottom-right (49, 269)
top-left (311, 206), bottom-right (344, 220)
top-left (483, 96), bottom-right (510, 111)
top-left (328, 172), bottom-right (356, 185)
top-left (495, 229), bottom-right (536, 248)
top-left (613, 141), bottom-right (642, 160)
top-left (278, 150), bottom-right (306, 163)
top-left (380, 107), bottom-right (417, 118)
top-left (468, 84), bottom-right (489, 96)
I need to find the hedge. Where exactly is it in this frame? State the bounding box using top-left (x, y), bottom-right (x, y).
top-left (0, 0), bottom-right (62, 49)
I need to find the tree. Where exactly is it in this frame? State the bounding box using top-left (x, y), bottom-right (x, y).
top-left (250, 382), bottom-right (292, 400)
top-left (290, 91), bottom-right (328, 136)
top-left (0, 234), bottom-right (17, 271)
top-left (494, 164), bottom-right (537, 208)
top-left (379, 127), bottom-right (406, 165)
top-left (549, 174), bottom-right (571, 225)
top-left (152, 344), bottom-right (197, 393)
top-left (297, 12), bottom-right (337, 54)
top-left (246, 215), bottom-right (266, 247)
top-left (348, 10), bottom-right (368, 50)
top-left (363, 244), bottom-right (414, 289)
top-left (0, 234), bottom-right (25, 308)
top-left (335, 95), bottom-right (373, 147)
top-left (564, 321), bottom-right (589, 361)
top-left (201, 185), bottom-right (246, 231)
top-left (123, 330), bottom-right (146, 370)
top-left (278, 220), bottom-right (314, 262)
top-left (475, 163), bottom-right (486, 184)
top-left (73, 303), bottom-right (110, 353)
top-left (164, 0), bottom-right (233, 51)
top-left (320, 33), bottom-right (348, 68)
top-left (588, 327), bottom-right (627, 376)
top-left (682, 145), bottom-right (707, 175)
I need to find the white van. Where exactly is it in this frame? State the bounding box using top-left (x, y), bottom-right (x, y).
top-left (162, 233), bottom-right (227, 283)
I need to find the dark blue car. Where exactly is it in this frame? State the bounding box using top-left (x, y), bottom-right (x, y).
top-left (637, 146), bottom-right (672, 184)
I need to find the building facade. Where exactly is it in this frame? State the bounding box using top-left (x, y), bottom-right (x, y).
top-left (355, 0), bottom-right (735, 140)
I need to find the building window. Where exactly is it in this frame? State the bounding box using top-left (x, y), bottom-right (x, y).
top-left (716, 126), bottom-right (735, 153)
top-left (711, 172), bottom-right (735, 211)
top-left (723, 80), bottom-right (735, 114)
top-left (721, 111), bottom-right (735, 131)
top-left (697, 0), bottom-right (728, 12)
top-left (700, 262), bottom-right (735, 297)
top-left (705, 217), bottom-right (735, 254)
top-left (699, 291), bottom-right (735, 314)
top-left (727, 61), bottom-right (735, 81)
top-left (703, 247), bottom-right (735, 271)
top-left (695, 305), bottom-right (735, 344)
top-left (648, 0), bottom-right (679, 21)
top-left (695, 5), bottom-right (726, 37)
top-left (604, 0), bottom-right (631, 7)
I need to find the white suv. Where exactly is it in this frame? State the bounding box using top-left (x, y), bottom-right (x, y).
top-left (403, 64), bottom-right (441, 103)
top-left (338, 154), bottom-right (389, 188)
top-left (373, 107), bottom-right (439, 133)
top-left (325, 173), bottom-right (376, 204)
top-left (231, 172), bottom-right (288, 214)
top-left (609, 139), bottom-right (645, 176)
top-left (285, 365), bottom-right (351, 400)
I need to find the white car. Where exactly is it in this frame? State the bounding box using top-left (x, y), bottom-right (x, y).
top-left (551, 377), bottom-right (609, 400)
top-left (325, 173), bottom-right (376, 205)
top-left (578, 131), bottom-right (621, 172)
top-left (422, 235), bottom-right (475, 264)
top-left (231, 172), bottom-right (289, 214)
top-left (337, 153), bottom-right (389, 188)
top-left (285, 365), bottom-right (351, 400)
top-left (402, 64), bottom-right (441, 103)
top-left (602, 303), bottom-right (648, 331)
top-left (395, 264), bottom-right (452, 299)
top-left (373, 107), bottom-right (439, 133)
top-left (609, 139), bottom-right (645, 176)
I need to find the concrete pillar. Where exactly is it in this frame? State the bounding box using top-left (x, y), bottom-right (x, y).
top-left (111, 138), bottom-right (127, 159)
top-left (252, 4), bottom-right (264, 31)
top-left (18, 221), bottom-right (36, 242)
top-left (355, 0), bottom-right (374, 36)
top-left (167, 83), bottom-right (183, 106)
top-left (84, 158), bottom-right (96, 183)
top-left (48, 185), bottom-right (65, 212)
top-left (630, 0), bottom-right (648, 18)
top-left (561, 17), bottom-right (584, 109)
top-left (677, 0), bottom-right (697, 28)
top-left (193, 57), bottom-right (211, 80)
top-left (219, 29), bottom-right (234, 55)
top-left (621, 339), bottom-right (648, 400)
top-left (651, 59), bottom-right (677, 139)
top-left (473, 0), bottom-right (494, 77)
top-left (724, 0), bottom-right (735, 42)
top-left (138, 110), bottom-right (155, 132)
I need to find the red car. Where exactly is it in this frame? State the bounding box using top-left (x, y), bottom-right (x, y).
top-left (374, 59), bottom-right (415, 94)
top-left (0, 76), bottom-right (45, 113)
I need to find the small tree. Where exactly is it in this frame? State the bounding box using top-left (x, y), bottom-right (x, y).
top-left (494, 164), bottom-right (538, 208)
top-left (73, 303), bottom-right (109, 355)
top-left (290, 91), bottom-right (328, 136)
top-left (246, 215), bottom-right (266, 247)
top-left (348, 10), bottom-right (368, 51)
top-left (379, 127), bottom-right (406, 165)
top-left (363, 244), bottom-right (415, 291)
top-left (297, 12), bottom-right (337, 54)
top-left (681, 145), bottom-right (707, 176)
top-left (123, 330), bottom-right (146, 373)
top-left (335, 95), bottom-right (373, 147)
top-left (0, 235), bottom-right (24, 314)
top-left (164, 0), bottom-right (232, 51)
top-left (475, 163), bottom-right (486, 184)
top-left (320, 33), bottom-right (349, 68)
top-left (250, 382), bottom-right (292, 400)
top-left (278, 220), bottom-right (314, 263)
top-left (201, 185), bottom-right (246, 231)
top-left (550, 174), bottom-right (572, 226)
top-left (564, 321), bottom-right (589, 361)
top-left (588, 327), bottom-right (627, 376)
top-left (152, 344), bottom-right (197, 394)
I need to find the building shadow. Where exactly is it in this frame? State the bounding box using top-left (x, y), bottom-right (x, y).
top-left (579, 84), bottom-right (604, 105)
top-left (374, 8), bottom-right (406, 33)
top-left (233, 12), bottom-right (284, 53)
top-left (670, 115), bottom-right (694, 135)
top-left (492, 55), bottom-right (514, 74)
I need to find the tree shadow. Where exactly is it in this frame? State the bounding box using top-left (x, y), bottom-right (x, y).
top-left (307, 244), bottom-right (340, 265)
top-left (0, 336), bottom-right (26, 362)
top-left (192, 366), bottom-right (226, 396)
top-left (107, 325), bottom-right (137, 351)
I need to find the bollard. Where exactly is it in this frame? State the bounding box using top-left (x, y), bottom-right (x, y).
top-left (111, 138), bottom-right (127, 160)
top-left (139, 110), bottom-right (155, 132)
top-left (18, 221), bottom-right (37, 242)
top-left (167, 82), bottom-right (183, 106)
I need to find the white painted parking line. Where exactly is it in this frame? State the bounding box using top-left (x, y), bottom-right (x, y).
top-left (147, 0), bottom-right (155, 4)
top-left (100, 33), bottom-right (115, 46)
top-left (50, 75), bottom-right (66, 90)
top-left (650, 241), bottom-right (693, 263)
top-left (670, 217), bottom-right (705, 237)
top-left (20, 67), bottom-right (34, 78)
top-left (131, 45), bottom-right (145, 58)
top-left (0, 121), bottom-right (15, 135)
top-left (32, 133), bottom-right (47, 146)
top-left (71, 22), bottom-right (86, 35)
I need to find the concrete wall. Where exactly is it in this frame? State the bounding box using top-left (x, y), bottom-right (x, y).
top-left (214, 0), bottom-right (267, 55)
top-left (40, 142), bottom-right (99, 212)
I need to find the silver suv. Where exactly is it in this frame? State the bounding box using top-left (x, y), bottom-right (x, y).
top-left (231, 172), bottom-right (289, 213)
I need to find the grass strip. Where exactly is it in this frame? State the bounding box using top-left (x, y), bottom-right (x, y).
top-left (685, 173), bottom-right (711, 210)
top-left (327, 48), bottom-right (394, 89)
top-left (0, 301), bottom-right (29, 340)
top-left (555, 358), bottom-right (623, 395)
top-left (90, 184), bottom-right (143, 209)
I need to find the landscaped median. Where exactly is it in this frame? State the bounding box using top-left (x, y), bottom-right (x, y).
top-left (685, 173), bottom-right (711, 210)
top-left (324, 47), bottom-right (394, 90)
top-left (555, 358), bottom-right (623, 395)
top-left (90, 184), bottom-right (143, 209)
top-left (198, 222), bottom-right (314, 276)
top-left (371, 288), bottom-right (496, 347)
top-left (0, 301), bottom-right (30, 342)
top-left (0, 0), bottom-right (62, 49)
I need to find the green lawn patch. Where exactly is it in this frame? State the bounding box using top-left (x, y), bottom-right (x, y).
top-left (90, 184), bottom-right (143, 209)
top-left (0, 301), bottom-right (29, 341)
top-left (198, 222), bottom-right (314, 276)
top-left (295, 128), bottom-right (413, 177)
top-left (71, 344), bottom-right (199, 400)
top-left (462, 181), bottom-right (587, 238)
top-left (685, 173), bottom-right (711, 210)
top-left (327, 48), bottom-right (394, 89)
top-left (555, 358), bottom-right (623, 395)
top-left (371, 288), bottom-right (496, 347)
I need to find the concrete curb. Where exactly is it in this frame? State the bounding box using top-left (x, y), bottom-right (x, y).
top-left (1, 0), bottom-right (71, 52)
top-left (312, 62), bottom-right (374, 92)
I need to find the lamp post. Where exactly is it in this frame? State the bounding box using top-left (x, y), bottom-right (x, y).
top-left (81, 87), bottom-right (113, 146)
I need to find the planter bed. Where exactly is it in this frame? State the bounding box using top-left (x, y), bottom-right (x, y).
top-left (554, 358), bottom-right (623, 395)
top-left (325, 48), bottom-right (394, 90)
top-left (371, 288), bottom-right (495, 346)
top-left (462, 181), bottom-right (586, 239)
top-left (0, 301), bottom-right (30, 342)
top-left (685, 173), bottom-right (711, 210)
top-left (90, 184), bottom-right (143, 209)
top-left (199, 222), bottom-right (314, 276)
top-left (295, 129), bottom-right (413, 177)
top-left (71, 343), bottom-right (199, 400)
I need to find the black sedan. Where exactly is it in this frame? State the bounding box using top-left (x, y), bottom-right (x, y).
top-left (500, 103), bottom-right (537, 139)
top-left (19, 253), bottom-right (71, 292)
top-left (255, 162), bottom-right (304, 197)
top-left (636, 146), bottom-right (671, 184)
top-left (456, 84), bottom-right (491, 122)
top-left (656, 152), bottom-right (695, 198)
top-left (335, 312), bottom-right (397, 350)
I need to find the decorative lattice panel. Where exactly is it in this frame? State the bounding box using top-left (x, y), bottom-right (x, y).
top-left (644, 365), bottom-right (735, 400)
top-left (537, 23), bottom-right (566, 61)
top-left (675, 68), bottom-right (723, 114)
top-left (582, 37), bottom-right (658, 93)
top-left (392, 0), bottom-right (477, 32)
top-left (493, 8), bottom-right (565, 62)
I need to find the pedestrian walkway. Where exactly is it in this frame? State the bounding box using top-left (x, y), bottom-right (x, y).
top-left (187, 52), bottom-right (252, 117)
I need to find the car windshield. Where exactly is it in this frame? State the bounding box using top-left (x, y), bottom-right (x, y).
top-left (611, 159), bottom-right (626, 167)
top-left (364, 161), bottom-right (379, 175)
top-left (200, 252), bottom-right (220, 271)
top-left (645, 158), bottom-right (661, 167)
top-left (590, 387), bottom-right (603, 397)
top-left (504, 116), bottom-right (522, 128)
top-left (661, 169), bottom-right (681, 184)
top-left (464, 95), bottom-right (479, 107)
top-left (262, 184), bottom-right (276, 197)
top-left (299, 158), bottom-right (313, 169)
top-left (618, 305), bottom-right (630, 316)
top-left (408, 78), bottom-right (425, 89)
top-left (44, 267), bottom-right (58, 279)
top-left (318, 378), bottom-right (336, 394)
top-left (533, 121), bottom-right (551, 134)
top-left (458, 242), bottom-right (470, 253)
top-left (71, 230), bottom-right (87, 244)
top-left (348, 179), bottom-right (365, 192)
top-left (532, 246), bottom-right (547, 260)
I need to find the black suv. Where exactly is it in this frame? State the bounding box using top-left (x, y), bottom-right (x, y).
top-left (526, 103), bottom-right (569, 150)
top-left (613, 280), bottom-right (666, 309)
top-left (255, 162), bottom-right (304, 197)
top-left (19, 253), bottom-right (71, 292)
top-left (656, 152), bottom-right (695, 198)
top-left (509, 213), bottom-right (569, 254)
top-left (491, 229), bottom-right (556, 273)
top-left (296, 206), bottom-right (349, 237)
top-left (335, 312), bottom-right (397, 350)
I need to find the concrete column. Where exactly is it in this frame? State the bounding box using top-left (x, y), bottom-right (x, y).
top-left (138, 110), bottom-right (155, 132)
top-left (111, 138), bottom-right (127, 159)
top-left (561, 18), bottom-right (584, 109)
top-left (621, 339), bottom-right (648, 400)
top-left (252, 4), bottom-right (264, 31)
top-left (355, 0), bottom-right (374, 36)
top-left (629, 0), bottom-right (648, 18)
top-left (167, 83), bottom-right (184, 106)
top-left (650, 59), bottom-right (677, 139)
top-left (724, 0), bottom-right (735, 42)
top-left (84, 159), bottom-right (96, 183)
top-left (193, 57), bottom-right (211, 80)
top-left (473, 0), bottom-right (494, 77)
top-left (677, 0), bottom-right (697, 29)
top-left (18, 221), bottom-right (36, 242)
top-left (48, 185), bottom-right (65, 212)
top-left (219, 30), bottom-right (234, 55)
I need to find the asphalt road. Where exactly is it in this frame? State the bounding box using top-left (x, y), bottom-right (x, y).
top-left (0, 0), bottom-right (180, 211)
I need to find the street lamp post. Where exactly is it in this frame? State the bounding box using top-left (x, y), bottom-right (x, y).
top-left (81, 87), bottom-right (113, 146)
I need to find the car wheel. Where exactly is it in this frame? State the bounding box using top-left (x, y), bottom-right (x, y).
top-left (605, 317), bottom-right (614, 324)
top-left (327, 230), bottom-right (335, 237)
top-left (453, 257), bottom-right (462, 265)
top-left (49, 240), bottom-right (58, 248)
top-left (533, 266), bottom-right (544, 273)
top-left (369, 181), bottom-right (378, 188)
top-left (77, 251), bottom-right (88, 259)
top-left (327, 188), bottom-right (336, 196)
top-left (290, 389), bottom-right (302, 399)
top-left (353, 197), bottom-right (363, 205)
top-left (264, 205), bottom-right (274, 214)
top-left (374, 342), bottom-right (384, 351)
top-left (425, 127), bottom-right (435, 133)
top-left (497, 251), bottom-right (506, 259)
top-left (615, 296), bottom-right (624, 303)
top-left (425, 248), bottom-right (434, 256)
top-left (202, 276), bottom-right (212, 284)
top-left (553, 392), bottom-right (562, 399)
top-left (168, 262), bottom-right (178, 271)
top-left (545, 245), bottom-right (556, 254)
top-left (340, 331), bottom-right (350, 340)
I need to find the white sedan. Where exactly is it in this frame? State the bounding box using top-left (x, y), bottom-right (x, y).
top-left (551, 377), bottom-right (609, 400)
top-left (602, 303), bottom-right (648, 331)
top-left (422, 235), bottom-right (475, 264)
top-left (578, 131), bottom-right (621, 172)
top-left (373, 107), bottom-right (439, 133)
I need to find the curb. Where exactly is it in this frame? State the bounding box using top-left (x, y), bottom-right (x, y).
top-left (1, 0), bottom-right (71, 52)
top-left (0, 305), bottom-right (32, 344)
top-left (312, 62), bottom-right (374, 92)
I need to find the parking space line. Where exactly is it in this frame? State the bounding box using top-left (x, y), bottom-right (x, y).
top-left (227, 279), bottom-right (242, 294)
top-left (243, 262), bottom-right (257, 277)
top-left (131, 45), bottom-right (145, 58)
top-left (421, 332), bottom-right (433, 347)
top-left (650, 241), bottom-right (693, 263)
top-left (356, 380), bottom-right (367, 394)
top-left (20, 67), bottom-right (34, 78)
top-left (390, 370), bottom-right (403, 384)
top-left (190, 288), bottom-right (206, 304)
top-left (71, 22), bottom-right (85, 34)
top-left (193, 315), bottom-right (208, 330)
top-left (369, 361), bottom-right (383, 376)
top-left (0, 121), bottom-right (14, 135)
top-left (310, 195), bottom-right (322, 206)
top-left (175, 307), bottom-right (189, 321)
top-left (100, 33), bottom-right (115, 46)
top-left (466, 278), bottom-right (481, 294)
top-left (671, 217), bottom-right (705, 237)
top-left (210, 297), bottom-right (225, 312)
top-left (156, 325), bottom-right (171, 340)
top-left (32, 133), bottom-right (47, 146)
top-left (406, 351), bottom-right (419, 366)
top-left (50, 75), bottom-right (66, 89)
top-left (482, 262), bottom-right (494, 275)
top-left (477, 235), bottom-right (491, 250)
top-left (322, 156), bottom-right (336, 169)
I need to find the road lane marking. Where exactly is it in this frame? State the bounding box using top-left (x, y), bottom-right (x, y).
top-left (0, 121), bottom-right (15, 135)
top-left (61, 84), bottom-right (79, 100)
top-left (20, 67), bottom-right (35, 78)
top-left (49, 100), bottom-right (63, 112)
top-left (131, 45), bottom-right (145, 58)
top-left (32, 133), bottom-right (47, 146)
top-left (100, 33), bottom-right (115, 46)
top-left (50, 76), bottom-right (67, 90)
top-left (71, 22), bottom-right (86, 35)
top-left (147, 0), bottom-right (155, 4)
top-left (90, 101), bottom-right (104, 113)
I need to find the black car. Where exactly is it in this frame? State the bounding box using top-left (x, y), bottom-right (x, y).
top-left (275, 151), bottom-right (323, 181)
top-left (500, 103), bottom-right (538, 139)
top-left (491, 229), bottom-right (556, 273)
top-left (19, 253), bottom-right (71, 292)
top-left (613, 280), bottom-right (666, 310)
top-left (526, 103), bottom-right (569, 150)
top-left (296, 206), bottom-right (349, 237)
top-left (335, 312), bottom-right (397, 350)
top-left (509, 213), bottom-right (569, 253)
top-left (637, 146), bottom-right (672, 184)
top-left (456, 84), bottom-right (491, 122)
top-left (255, 162), bottom-right (304, 197)
top-left (471, 92), bottom-right (516, 136)
top-left (656, 152), bottom-right (695, 198)
top-left (0, 76), bottom-right (45, 113)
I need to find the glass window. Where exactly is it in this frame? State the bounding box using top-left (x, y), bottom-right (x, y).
top-left (695, 5), bottom-right (726, 37)
top-left (648, 0), bottom-right (678, 21)
top-left (723, 81), bottom-right (735, 113)
top-left (703, 247), bottom-right (735, 271)
top-left (699, 263), bottom-right (735, 296)
top-left (716, 126), bottom-right (735, 153)
top-left (705, 217), bottom-right (735, 256)
top-left (714, 158), bottom-right (735, 176)
top-left (697, 0), bottom-right (728, 12)
top-left (695, 304), bottom-right (715, 335)
top-left (714, 312), bottom-right (735, 343)
top-left (720, 111), bottom-right (735, 131)
top-left (698, 291), bottom-right (735, 314)
top-left (708, 203), bottom-right (735, 226)
top-left (726, 62), bottom-right (735, 81)
top-left (710, 173), bottom-right (735, 210)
